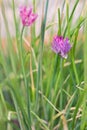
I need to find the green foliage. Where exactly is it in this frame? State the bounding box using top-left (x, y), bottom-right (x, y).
top-left (0, 0), bottom-right (87, 130)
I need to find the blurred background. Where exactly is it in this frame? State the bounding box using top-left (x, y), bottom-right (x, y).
top-left (0, 0), bottom-right (86, 37)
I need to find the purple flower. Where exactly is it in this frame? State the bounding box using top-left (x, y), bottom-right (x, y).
top-left (51, 35), bottom-right (72, 59)
top-left (19, 6), bottom-right (38, 26)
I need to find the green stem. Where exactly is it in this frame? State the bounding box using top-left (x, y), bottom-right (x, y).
top-left (50, 58), bottom-right (63, 129)
top-left (53, 58), bottom-right (63, 109)
top-left (63, 0), bottom-right (79, 37)
top-left (20, 26), bottom-right (31, 130)
top-left (50, 7), bottom-right (61, 92)
top-left (58, 8), bottom-right (61, 35)
top-left (12, 0), bottom-right (20, 53)
top-left (33, 0), bottom-right (36, 13)
top-left (48, 7), bottom-right (61, 96)
top-left (31, 0), bottom-right (36, 47)
top-left (49, 55), bottom-right (59, 94)
top-left (36, 0), bottom-right (49, 108)
top-left (80, 17), bottom-right (87, 130)
top-left (71, 54), bottom-right (79, 85)
top-left (59, 59), bottom-right (63, 110)
top-left (66, 3), bottom-right (70, 37)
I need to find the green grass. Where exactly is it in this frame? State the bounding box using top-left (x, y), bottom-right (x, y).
top-left (0, 0), bottom-right (87, 130)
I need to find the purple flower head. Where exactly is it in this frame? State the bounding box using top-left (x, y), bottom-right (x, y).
top-left (19, 6), bottom-right (38, 26)
top-left (51, 35), bottom-right (72, 59)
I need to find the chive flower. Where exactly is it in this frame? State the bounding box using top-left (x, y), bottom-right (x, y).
top-left (51, 35), bottom-right (71, 59)
top-left (19, 6), bottom-right (38, 26)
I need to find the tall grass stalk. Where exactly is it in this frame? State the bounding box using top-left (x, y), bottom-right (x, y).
top-left (12, 0), bottom-right (20, 58)
top-left (80, 9), bottom-right (87, 130)
top-left (36, 0), bottom-right (49, 109)
top-left (20, 27), bottom-right (31, 130)
top-left (47, 8), bottom-right (61, 97)
top-left (63, 0), bottom-right (79, 37)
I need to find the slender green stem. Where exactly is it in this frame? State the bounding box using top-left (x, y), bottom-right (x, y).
top-left (59, 59), bottom-right (63, 110)
top-left (58, 8), bottom-right (61, 35)
top-left (63, 0), bottom-right (79, 37)
top-left (50, 58), bottom-right (64, 129)
top-left (53, 59), bottom-right (63, 109)
top-left (80, 15), bottom-right (87, 130)
top-left (20, 26), bottom-right (31, 130)
top-left (10, 90), bottom-right (24, 130)
top-left (33, 0), bottom-right (36, 13)
top-left (66, 3), bottom-right (70, 37)
top-left (49, 55), bottom-right (59, 95)
top-left (31, 0), bottom-right (36, 46)
top-left (71, 54), bottom-right (79, 85)
top-left (31, 111), bottom-right (49, 130)
top-left (48, 7), bottom-right (61, 96)
top-left (12, 0), bottom-right (20, 51)
top-left (36, 0), bottom-right (49, 108)
top-left (73, 28), bottom-right (79, 57)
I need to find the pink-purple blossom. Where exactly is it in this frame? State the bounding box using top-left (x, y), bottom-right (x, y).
top-left (19, 6), bottom-right (38, 26)
top-left (51, 35), bottom-right (72, 59)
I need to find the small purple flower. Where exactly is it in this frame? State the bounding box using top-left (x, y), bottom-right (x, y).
top-left (19, 6), bottom-right (38, 26)
top-left (51, 35), bottom-right (71, 59)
